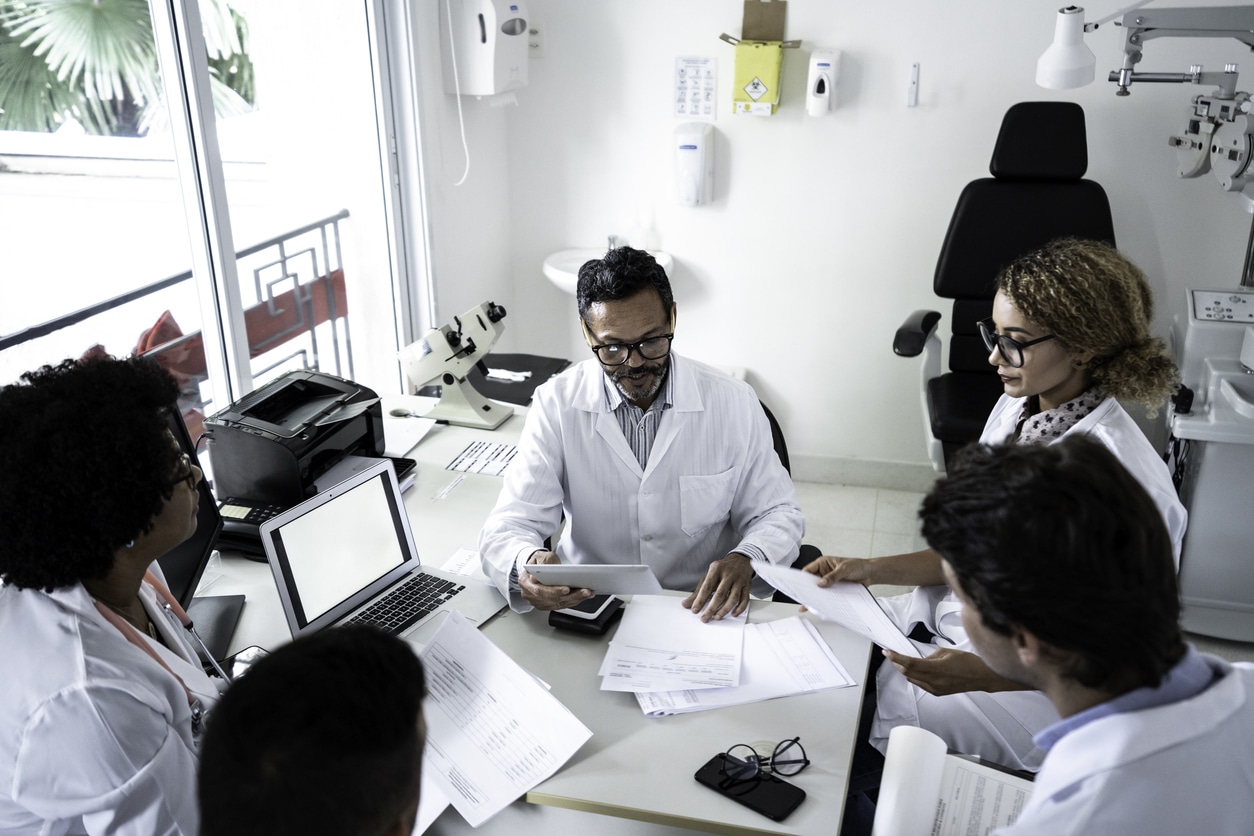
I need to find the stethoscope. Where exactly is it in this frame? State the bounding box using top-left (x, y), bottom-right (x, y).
top-left (93, 571), bottom-right (232, 736)
top-left (145, 569), bottom-right (233, 682)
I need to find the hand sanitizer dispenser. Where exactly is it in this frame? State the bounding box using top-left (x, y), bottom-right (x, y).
top-left (675, 123), bottom-right (714, 207)
top-left (806, 49), bottom-right (841, 116)
top-left (440, 0), bottom-right (529, 97)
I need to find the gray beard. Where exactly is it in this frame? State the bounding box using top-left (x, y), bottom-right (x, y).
top-left (612, 364), bottom-right (666, 404)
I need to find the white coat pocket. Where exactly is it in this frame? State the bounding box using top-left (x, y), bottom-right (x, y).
top-left (679, 467), bottom-right (740, 536)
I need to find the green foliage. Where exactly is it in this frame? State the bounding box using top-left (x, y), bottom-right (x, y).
top-left (0, 0), bottom-right (254, 136)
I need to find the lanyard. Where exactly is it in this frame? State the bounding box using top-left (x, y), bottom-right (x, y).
top-left (141, 570), bottom-right (232, 682)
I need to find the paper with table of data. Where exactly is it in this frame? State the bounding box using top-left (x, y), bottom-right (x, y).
top-left (598, 594), bottom-right (746, 692)
top-left (419, 611), bottom-right (592, 827)
top-left (634, 615), bottom-right (854, 716)
top-left (873, 725), bottom-right (1033, 836)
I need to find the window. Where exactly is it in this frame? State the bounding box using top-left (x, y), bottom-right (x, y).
top-left (0, 0), bottom-right (421, 440)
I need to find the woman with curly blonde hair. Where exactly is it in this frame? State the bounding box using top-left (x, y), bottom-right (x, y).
top-left (807, 239), bottom-right (1188, 792)
top-left (977, 239), bottom-right (1185, 556)
top-left (993, 237), bottom-right (1179, 415)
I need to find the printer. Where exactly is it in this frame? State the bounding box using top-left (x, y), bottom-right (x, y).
top-left (205, 371), bottom-right (387, 553)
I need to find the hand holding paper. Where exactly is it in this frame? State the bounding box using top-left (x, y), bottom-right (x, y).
top-left (754, 564), bottom-right (923, 658)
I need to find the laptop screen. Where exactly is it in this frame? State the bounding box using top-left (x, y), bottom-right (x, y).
top-left (267, 467), bottom-right (411, 628)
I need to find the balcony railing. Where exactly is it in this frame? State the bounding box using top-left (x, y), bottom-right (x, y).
top-left (1, 210), bottom-right (353, 414)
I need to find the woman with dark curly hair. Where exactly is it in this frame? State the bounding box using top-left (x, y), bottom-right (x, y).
top-left (0, 355), bottom-right (224, 834)
top-left (809, 240), bottom-right (1189, 820)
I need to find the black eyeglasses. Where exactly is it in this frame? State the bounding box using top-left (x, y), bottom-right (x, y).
top-left (720, 737), bottom-right (810, 782)
top-left (588, 333), bottom-right (674, 366)
top-left (977, 318), bottom-right (1056, 369)
top-left (166, 453), bottom-right (197, 490)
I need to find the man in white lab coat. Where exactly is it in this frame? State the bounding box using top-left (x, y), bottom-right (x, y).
top-left (921, 437), bottom-right (1254, 835)
top-left (478, 247), bottom-right (804, 620)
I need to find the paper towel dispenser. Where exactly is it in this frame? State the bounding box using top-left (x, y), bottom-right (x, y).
top-left (675, 122), bottom-right (714, 207)
top-left (440, 0), bottom-right (529, 97)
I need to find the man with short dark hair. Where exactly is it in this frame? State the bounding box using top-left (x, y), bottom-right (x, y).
top-left (197, 626), bottom-right (426, 836)
top-left (479, 246), bottom-right (804, 621)
top-left (922, 437), bottom-right (1254, 834)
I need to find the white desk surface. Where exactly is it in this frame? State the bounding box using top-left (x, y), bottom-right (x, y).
top-left (198, 396), bottom-right (872, 836)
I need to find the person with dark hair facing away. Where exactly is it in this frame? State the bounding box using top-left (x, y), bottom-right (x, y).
top-left (0, 355), bottom-right (223, 834)
top-left (479, 246), bottom-right (804, 621)
top-left (920, 437), bottom-right (1254, 834)
top-left (198, 625), bottom-right (427, 836)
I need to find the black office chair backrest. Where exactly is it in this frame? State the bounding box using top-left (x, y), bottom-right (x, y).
top-left (936, 102), bottom-right (1116, 375)
top-left (760, 400), bottom-right (790, 475)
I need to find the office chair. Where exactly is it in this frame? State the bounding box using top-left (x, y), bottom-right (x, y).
top-left (759, 400), bottom-right (822, 603)
top-left (894, 101), bottom-right (1116, 471)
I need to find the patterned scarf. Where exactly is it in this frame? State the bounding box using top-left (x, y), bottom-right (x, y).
top-left (1014, 387), bottom-right (1106, 445)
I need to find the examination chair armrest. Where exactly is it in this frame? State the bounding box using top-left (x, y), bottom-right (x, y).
top-left (893, 310), bottom-right (942, 357)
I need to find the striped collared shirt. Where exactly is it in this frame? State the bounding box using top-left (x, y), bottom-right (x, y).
top-left (605, 367), bottom-right (674, 468)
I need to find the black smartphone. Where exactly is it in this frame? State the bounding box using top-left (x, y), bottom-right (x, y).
top-left (694, 753), bottom-right (806, 822)
top-left (222, 645), bottom-right (270, 680)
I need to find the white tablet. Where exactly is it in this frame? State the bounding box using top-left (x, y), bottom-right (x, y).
top-left (525, 564), bottom-right (664, 595)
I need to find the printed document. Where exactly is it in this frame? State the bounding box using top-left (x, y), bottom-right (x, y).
top-left (635, 615), bottom-right (854, 716)
top-left (447, 441), bottom-right (517, 475)
top-left (598, 595), bottom-right (746, 692)
top-left (873, 726), bottom-right (1033, 836)
top-left (420, 611), bottom-right (592, 827)
top-left (754, 564), bottom-right (923, 657)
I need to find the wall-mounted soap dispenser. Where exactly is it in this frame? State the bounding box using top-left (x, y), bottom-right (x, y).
top-left (440, 0), bottom-right (529, 97)
top-left (806, 49), bottom-right (841, 116)
top-left (675, 123), bottom-right (714, 207)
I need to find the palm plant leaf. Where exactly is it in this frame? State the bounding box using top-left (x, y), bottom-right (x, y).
top-left (0, 0), bottom-right (252, 135)
top-left (0, 23), bottom-right (113, 132)
top-left (5, 0), bottom-right (161, 106)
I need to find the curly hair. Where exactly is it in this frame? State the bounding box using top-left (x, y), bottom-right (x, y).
top-left (996, 238), bottom-right (1178, 412)
top-left (0, 355), bottom-right (181, 591)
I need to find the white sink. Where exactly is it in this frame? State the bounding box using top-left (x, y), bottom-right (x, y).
top-left (1220, 373), bottom-right (1254, 420)
top-left (542, 248), bottom-right (674, 294)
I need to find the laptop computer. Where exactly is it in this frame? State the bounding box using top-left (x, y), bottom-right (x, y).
top-left (259, 458), bottom-right (506, 648)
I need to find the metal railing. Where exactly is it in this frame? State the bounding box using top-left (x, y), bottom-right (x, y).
top-left (1, 210), bottom-right (353, 385)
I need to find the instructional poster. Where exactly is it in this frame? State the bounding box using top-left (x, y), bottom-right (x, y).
top-left (675, 56), bottom-right (716, 119)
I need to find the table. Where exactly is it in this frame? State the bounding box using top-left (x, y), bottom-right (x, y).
top-left (198, 396), bottom-right (872, 836)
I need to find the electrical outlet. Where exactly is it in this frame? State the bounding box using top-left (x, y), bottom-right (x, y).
top-left (528, 25), bottom-right (545, 58)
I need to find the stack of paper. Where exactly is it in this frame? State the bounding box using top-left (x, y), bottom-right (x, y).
top-left (597, 595), bottom-right (855, 717)
top-left (599, 595), bottom-right (746, 692)
top-left (635, 616), bottom-right (854, 716)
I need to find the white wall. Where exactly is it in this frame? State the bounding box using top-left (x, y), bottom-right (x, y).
top-left (415, 0), bottom-right (1254, 478)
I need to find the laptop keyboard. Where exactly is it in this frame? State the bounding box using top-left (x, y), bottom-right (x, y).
top-left (347, 572), bottom-right (465, 634)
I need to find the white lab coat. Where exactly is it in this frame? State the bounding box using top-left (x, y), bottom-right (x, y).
top-left (872, 394), bottom-right (1188, 771)
top-left (0, 565), bottom-right (223, 835)
top-left (997, 656), bottom-right (1254, 835)
top-left (478, 352), bottom-right (805, 611)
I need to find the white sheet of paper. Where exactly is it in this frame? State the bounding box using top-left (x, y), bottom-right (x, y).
top-left (420, 611), bottom-right (592, 827)
top-left (440, 547), bottom-right (490, 581)
top-left (410, 768), bottom-right (451, 835)
top-left (598, 595), bottom-right (745, 692)
top-left (634, 616), bottom-right (854, 716)
top-left (384, 414), bottom-right (437, 457)
top-left (754, 564), bottom-right (923, 658)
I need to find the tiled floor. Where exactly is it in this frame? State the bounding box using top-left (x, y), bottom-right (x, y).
top-left (792, 479), bottom-right (1254, 665)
